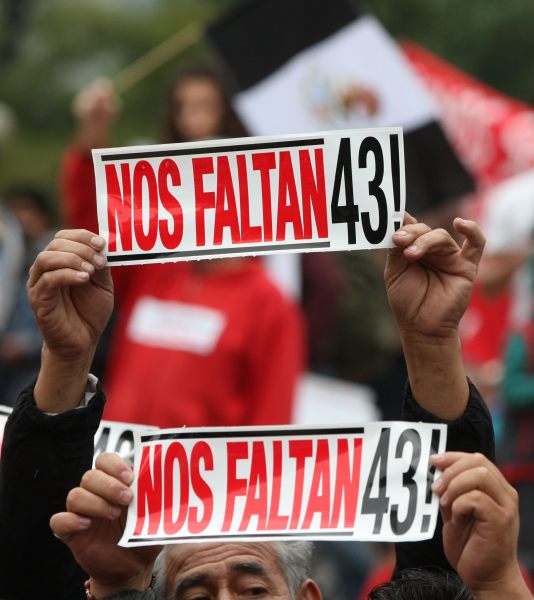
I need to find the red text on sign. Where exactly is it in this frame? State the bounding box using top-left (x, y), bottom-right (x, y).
top-left (133, 436), bottom-right (362, 537)
top-left (104, 148), bottom-right (328, 253)
top-left (106, 159), bottom-right (183, 253)
top-left (134, 441), bottom-right (214, 536)
top-left (222, 437), bottom-right (363, 532)
top-left (193, 150), bottom-right (328, 246)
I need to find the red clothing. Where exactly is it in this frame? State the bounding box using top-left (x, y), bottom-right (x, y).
top-left (61, 148), bottom-right (304, 428)
top-left (357, 560), bottom-right (394, 600)
top-left (60, 148), bottom-right (100, 234)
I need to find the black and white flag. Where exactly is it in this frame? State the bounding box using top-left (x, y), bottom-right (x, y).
top-left (208, 0), bottom-right (475, 214)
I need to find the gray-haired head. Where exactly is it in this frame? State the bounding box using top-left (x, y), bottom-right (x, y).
top-left (152, 549), bottom-right (168, 599)
top-left (274, 541), bottom-right (314, 598)
top-left (152, 541), bottom-right (314, 599)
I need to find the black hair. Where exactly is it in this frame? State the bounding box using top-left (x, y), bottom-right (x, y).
top-left (163, 63), bottom-right (248, 143)
top-left (368, 568), bottom-right (473, 600)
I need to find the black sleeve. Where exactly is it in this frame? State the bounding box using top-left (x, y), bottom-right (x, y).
top-left (394, 378), bottom-right (495, 575)
top-left (0, 382), bottom-right (106, 600)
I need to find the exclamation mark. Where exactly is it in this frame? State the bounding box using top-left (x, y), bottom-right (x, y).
top-left (389, 134), bottom-right (401, 231)
top-left (421, 428), bottom-right (441, 534)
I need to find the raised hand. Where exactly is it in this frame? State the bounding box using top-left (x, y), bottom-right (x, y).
top-left (384, 215), bottom-right (486, 420)
top-left (28, 229), bottom-right (114, 411)
top-left (432, 452), bottom-right (532, 599)
top-left (72, 77), bottom-right (121, 149)
top-left (385, 213), bottom-right (485, 340)
top-left (28, 229), bottom-right (113, 360)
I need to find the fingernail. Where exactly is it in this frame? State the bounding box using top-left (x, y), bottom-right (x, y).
top-left (93, 254), bottom-right (106, 267)
top-left (81, 261), bottom-right (94, 273)
top-left (76, 271), bottom-right (89, 280)
top-left (119, 489), bottom-right (133, 504)
top-left (78, 517), bottom-right (91, 529)
top-left (109, 506), bottom-right (122, 519)
top-left (121, 470), bottom-right (134, 485)
top-left (430, 453), bottom-right (445, 463)
top-left (440, 492), bottom-right (449, 506)
top-left (431, 478), bottom-right (444, 493)
top-left (91, 236), bottom-right (105, 249)
top-left (394, 230), bottom-right (408, 236)
top-left (406, 244), bottom-right (418, 253)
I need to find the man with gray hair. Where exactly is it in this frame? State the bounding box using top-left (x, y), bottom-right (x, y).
top-left (155, 540), bottom-right (318, 600)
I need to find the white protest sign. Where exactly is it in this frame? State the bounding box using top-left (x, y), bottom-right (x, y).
top-left (93, 128), bottom-right (405, 265)
top-left (120, 421), bottom-right (446, 547)
top-left (93, 420), bottom-right (159, 465)
top-left (0, 405), bottom-right (11, 458)
top-left (0, 404), bottom-right (157, 464)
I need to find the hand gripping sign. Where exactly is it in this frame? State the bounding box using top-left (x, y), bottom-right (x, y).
top-left (119, 421), bottom-right (446, 547)
top-left (93, 128), bottom-right (405, 265)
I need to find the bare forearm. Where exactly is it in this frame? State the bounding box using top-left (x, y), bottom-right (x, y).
top-left (401, 332), bottom-right (469, 421)
top-left (34, 344), bottom-right (96, 413)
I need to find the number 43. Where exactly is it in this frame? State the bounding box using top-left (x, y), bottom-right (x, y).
top-left (331, 135), bottom-right (400, 245)
top-left (361, 427), bottom-right (422, 535)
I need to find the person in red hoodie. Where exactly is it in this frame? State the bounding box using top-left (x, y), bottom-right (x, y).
top-left (60, 68), bottom-right (304, 428)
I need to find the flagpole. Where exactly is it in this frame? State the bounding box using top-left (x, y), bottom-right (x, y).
top-left (113, 22), bottom-right (204, 94)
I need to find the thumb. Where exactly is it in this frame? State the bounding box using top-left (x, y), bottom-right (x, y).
top-left (385, 212), bottom-right (418, 282)
top-left (454, 218), bottom-right (486, 267)
top-left (50, 512), bottom-right (92, 546)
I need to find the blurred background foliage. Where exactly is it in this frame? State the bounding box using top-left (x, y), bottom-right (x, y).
top-left (1, 0), bottom-right (533, 204)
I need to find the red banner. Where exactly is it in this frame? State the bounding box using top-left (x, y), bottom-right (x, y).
top-left (403, 41), bottom-right (534, 187)
top-left (403, 42), bottom-right (534, 365)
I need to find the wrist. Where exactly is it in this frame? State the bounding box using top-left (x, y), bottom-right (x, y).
top-left (87, 570), bottom-right (154, 599)
top-left (400, 330), bottom-right (463, 377)
top-left (399, 328), bottom-right (460, 348)
top-left (40, 343), bottom-right (96, 369)
top-left (401, 332), bottom-right (469, 420)
top-left (34, 344), bottom-right (96, 413)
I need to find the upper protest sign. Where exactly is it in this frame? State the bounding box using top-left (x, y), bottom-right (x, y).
top-left (93, 128), bottom-right (405, 265)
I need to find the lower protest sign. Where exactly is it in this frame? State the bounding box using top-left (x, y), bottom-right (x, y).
top-left (120, 421), bottom-right (446, 547)
top-left (93, 128), bottom-right (405, 265)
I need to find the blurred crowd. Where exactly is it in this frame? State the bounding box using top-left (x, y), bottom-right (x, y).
top-left (1, 20), bottom-right (534, 599)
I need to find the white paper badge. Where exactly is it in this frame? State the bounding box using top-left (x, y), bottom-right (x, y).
top-left (127, 297), bottom-right (227, 355)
